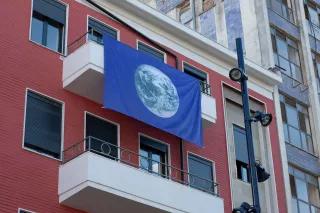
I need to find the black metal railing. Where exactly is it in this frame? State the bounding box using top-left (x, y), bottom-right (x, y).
top-left (200, 81), bottom-right (211, 96)
top-left (63, 136), bottom-right (219, 196)
top-left (67, 30), bottom-right (103, 55)
top-left (267, 0), bottom-right (296, 25)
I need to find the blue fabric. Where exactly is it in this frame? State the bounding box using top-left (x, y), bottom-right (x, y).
top-left (103, 35), bottom-right (203, 147)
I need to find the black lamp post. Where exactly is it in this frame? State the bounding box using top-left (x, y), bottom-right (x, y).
top-left (230, 38), bottom-right (272, 213)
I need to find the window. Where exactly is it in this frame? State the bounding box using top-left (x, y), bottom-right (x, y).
top-left (139, 135), bottom-right (168, 177)
top-left (271, 28), bottom-right (303, 82)
top-left (24, 90), bottom-right (63, 159)
top-left (312, 53), bottom-right (320, 91)
top-left (289, 166), bottom-right (320, 213)
top-left (183, 63), bottom-right (210, 95)
top-left (179, 1), bottom-right (193, 28)
top-left (88, 17), bottom-right (117, 44)
top-left (306, 1), bottom-right (320, 27)
top-left (280, 94), bottom-right (314, 154)
top-left (19, 209), bottom-right (34, 213)
top-left (85, 113), bottom-right (118, 159)
top-left (202, 0), bottom-right (215, 12)
top-left (30, 0), bottom-right (66, 53)
top-left (188, 154), bottom-right (214, 193)
top-left (137, 41), bottom-right (165, 62)
top-left (233, 125), bottom-right (250, 182)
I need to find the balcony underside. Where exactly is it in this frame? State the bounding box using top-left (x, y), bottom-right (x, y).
top-left (63, 41), bottom-right (217, 126)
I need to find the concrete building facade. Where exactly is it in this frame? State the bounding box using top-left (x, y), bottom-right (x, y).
top-left (141, 0), bottom-right (320, 212)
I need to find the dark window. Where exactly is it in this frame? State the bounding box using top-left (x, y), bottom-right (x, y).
top-left (233, 125), bottom-right (250, 182)
top-left (188, 154), bottom-right (214, 193)
top-left (139, 136), bottom-right (168, 177)
top-left (24, 91), bottom-right (62, 159)
top-left (183, 63), bottom-right (210, 95)
top-left (88, 18), bottom-right (117, 44)
top-left (19, 210), bottom-right (33, 213)
top-left (31, 0), bottom-right (66, 53)
top-left (183, 63), bottom-right (207, 82)
top-left (137, 42), bottom-right (165, 62)
top-left (85, 114), bottom-right (118, 159)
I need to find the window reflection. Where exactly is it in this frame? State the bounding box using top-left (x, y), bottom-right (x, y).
top-left (280, 95), bottom-right (314, 154)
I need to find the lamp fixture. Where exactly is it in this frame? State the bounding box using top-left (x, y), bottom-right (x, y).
top-left (251, 111), bottom-right (272, 127)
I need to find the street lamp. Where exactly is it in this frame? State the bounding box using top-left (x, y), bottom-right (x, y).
top-left (229, 38), bottom-right (272, 213)
top-left (251, 111), bottom-right (273, 127)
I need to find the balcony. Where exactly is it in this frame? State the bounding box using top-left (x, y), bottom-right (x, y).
top-left (59, 137), bottom-right (224, 213)
top-left (63, 33), bottom-right (217, 125)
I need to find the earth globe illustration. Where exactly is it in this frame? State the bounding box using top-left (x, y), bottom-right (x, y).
top-left (134, 64), bottom-right (179, 118)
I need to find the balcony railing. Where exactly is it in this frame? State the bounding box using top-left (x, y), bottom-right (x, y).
top-left (63, 136), bottom-right (219, 196)
top-left (267, 0), bottom-right (296, 25)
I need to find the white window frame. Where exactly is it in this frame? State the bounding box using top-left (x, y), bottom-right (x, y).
top-left (138, 132), bottom-right (171, 177)
top-left (86, 15), bottom-right (120, 42)
top-left (182, 61), bottom-right (209, 84)
top-left (83, 111), bottom-right (121, 158)
top-left (136, 40), bottom-right (167, 63)
top-left (187, 151), bottom-right (217, 194)
top-left (28, 0), bottom-right (69, 56)
top-left (22, 88), bottom-right (65, 161)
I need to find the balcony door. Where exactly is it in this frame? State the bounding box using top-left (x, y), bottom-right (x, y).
top-left (85, 113), bottom-right (118, 159)
top-left (139, 135), bottom-right (168, 177)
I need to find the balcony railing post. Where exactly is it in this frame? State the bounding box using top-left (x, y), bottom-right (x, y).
top-left (88, 136), bottom-right (91, 152)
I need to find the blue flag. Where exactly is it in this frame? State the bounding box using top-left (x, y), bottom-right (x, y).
top-left (103, 35), bottom-right (203, 147)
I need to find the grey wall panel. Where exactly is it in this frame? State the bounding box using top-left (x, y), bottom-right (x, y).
top-left (224, 0), bottom-right (243, 51)
top-left (199, 9), bottom-right (216, 41)
top-left (278, 73), bottom-right (309, 105)
top-left (286, 143), bottom-right (320, 176)
top-left (268, 9), bottom-right (300, 40)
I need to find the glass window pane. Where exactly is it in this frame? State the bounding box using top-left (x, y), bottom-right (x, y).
top-left (286, 105), bottom-right (299, 128)
top-left (188, 154), bottom-right (214, 192)
top-left (283, 123), bottom-right (289, 142)
top-left (288, 46), bottom-right (300, 65)
top-left (290, 175), bottom-right (297, 197)
top-left (140, 149), bottom-right (149, 171)
top-left (308, 183), bottom-right (320, 206)
top-left (292, 198), bottom-right (298, 213)
top-left (46, 23), bottom-right (60, 51)
top-left (298, 201), bottom-right (311, 213)
top-left (31, 16), bottom-right (44, 45)
top-left (301, 132), bottom-right (308, 151)
top-left (276, 38), bottom-right (289, 59)
top-left (151, 153), bottom-right (161, 174)
top-left (288, 126), bottom-right (301, 147)
top-left (309, 7), bottom-right (320, 26)
top-left (296, 178), bottom-right (310, 202)
top-left (279, 57), bottom-right (291, 73)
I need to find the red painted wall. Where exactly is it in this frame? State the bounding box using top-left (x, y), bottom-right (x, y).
top-left (0, 0), bottom-right (286, 213)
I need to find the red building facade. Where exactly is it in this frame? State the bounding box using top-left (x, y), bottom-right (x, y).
top-left (0, 1), bottom-right (287, 212)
